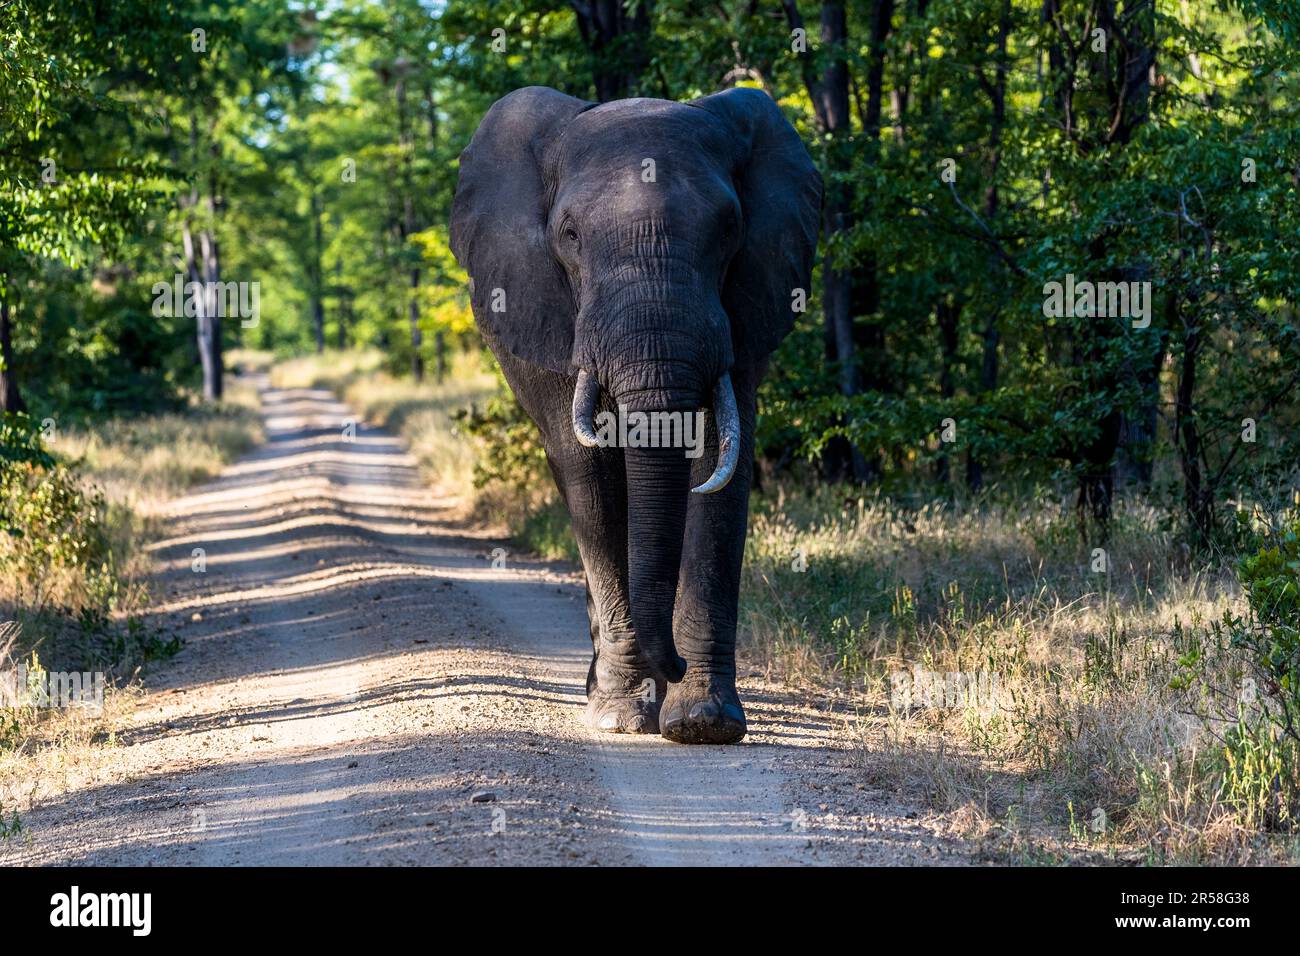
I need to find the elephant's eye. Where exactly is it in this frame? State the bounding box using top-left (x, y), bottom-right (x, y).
top-left (563, 225), bottom-right (580, 244)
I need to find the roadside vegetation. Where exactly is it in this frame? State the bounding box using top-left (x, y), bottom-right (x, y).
top-left (0, 386), bottom-right (262, 836)
top-left (744, 487), bottom-right (1300, 864)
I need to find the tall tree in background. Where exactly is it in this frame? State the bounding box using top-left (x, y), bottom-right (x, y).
top-left (784, 0), bottom-right (873, 482)
top-left (2, 0), bottom-right (1295, 556)
top-left (572, 0), bottom-right (653, 100)
top-left (0, 0), bottom-right (163, 410)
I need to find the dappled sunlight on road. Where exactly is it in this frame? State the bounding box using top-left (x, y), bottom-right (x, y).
top-left (3, 383), bottom-right (968, 867)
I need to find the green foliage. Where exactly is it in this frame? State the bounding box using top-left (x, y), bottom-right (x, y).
top-left (1238, 526), bottom-right (1300, 654)
top-left (1174, 522), bottom-right (1300, 830)
top-left (4, 0), bottom-right (1294, 544)
top-left (0, 409), bottom-right (189, 687)
top-left (516, 500), bottom-right (582, 563)
top-left (1226, 526), bottom-right (1300, 811)
top-left (0, 806), bottom-right (24, 842)
top-left (0, 416), bottom-right (111, 600)
top-left (453, 389), bottom-right (551, 501)
top-left (451, 380), bottom-right (578, 557)
top-left (0, 462), bottom-right (109, 575)
top-left (0, 414), bottom-right (54, 471)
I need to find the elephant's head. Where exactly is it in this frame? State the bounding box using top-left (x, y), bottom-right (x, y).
top-left (450, 85), bottom-right (821, 683)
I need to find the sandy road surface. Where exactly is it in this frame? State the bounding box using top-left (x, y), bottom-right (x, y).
top-left (2, 383), bottom-right (968, 866)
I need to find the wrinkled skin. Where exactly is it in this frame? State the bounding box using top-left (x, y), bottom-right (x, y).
top-left (450, 86), bottom-right (821, 744)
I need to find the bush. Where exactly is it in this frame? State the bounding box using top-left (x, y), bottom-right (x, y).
top-left (1218, 523), bottom-right (1300, 828)
top-left (0, 461), bottom-right (110, 583)
top-left (452, 386), bottom-right (578, 558)
top-left (1173, 520), bottom-right (1300, 832)
top-left (0, 414), bottom-right (112, 602)
top-left (453, 389), bottom-right (550, 501)
top-left (1236, 523), bottom-right (1300, 690)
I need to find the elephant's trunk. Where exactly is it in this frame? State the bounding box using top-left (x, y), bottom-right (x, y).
top-left (567, 269), bottom-right (736, 683)
top-left (569, 368), bottom-right (740, 684)
top-left (622, 441), bottom-right (691, 684)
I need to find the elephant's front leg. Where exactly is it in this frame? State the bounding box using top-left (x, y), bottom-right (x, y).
top-left (546, 445), bottom-right (664, 734)
top-left (659, 370), bottom-right (758, 745)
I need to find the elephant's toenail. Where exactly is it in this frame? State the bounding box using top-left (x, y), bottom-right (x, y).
top-left (689, 701), bottom-right (719, 722)
top-left (599, 714), bottom-right (619, 730)
top-left (628, 714), bottom-right (648, 733)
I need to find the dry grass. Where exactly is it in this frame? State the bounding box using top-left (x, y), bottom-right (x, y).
top-left (1, 379), bottom-right (266, 832)
top-left (740, 486), bottom-right (1298, 863)
top-left (0, 626), bottom-right (138, 842)
top-left (270, 349), bottom-right (497, 510)
top-left (55, 376), bottom-right (263, 516)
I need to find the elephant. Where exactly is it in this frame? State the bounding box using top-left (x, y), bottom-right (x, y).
top-left (450, 86), bottom-right (821, 744)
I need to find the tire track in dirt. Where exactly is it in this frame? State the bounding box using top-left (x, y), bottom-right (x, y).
top-left (2, 381), bottom-right (965, 866)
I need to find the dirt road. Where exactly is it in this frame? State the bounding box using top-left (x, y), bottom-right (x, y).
top-left (3, 383), bottom-right (965, 866)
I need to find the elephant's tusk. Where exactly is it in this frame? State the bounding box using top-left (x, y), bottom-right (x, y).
top-left (692, 373), bottom-right (740, 494)
top-left (571, 369), bottom-right (603, 448)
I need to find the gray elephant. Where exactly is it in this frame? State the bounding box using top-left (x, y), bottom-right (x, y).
top-left (450, 86), bottom-right (821, 744)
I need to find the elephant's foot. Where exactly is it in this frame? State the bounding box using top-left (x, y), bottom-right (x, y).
top-left (584, 687), bottom-right (661, 734)
top-left (659, 677), bottom-right (746, 744)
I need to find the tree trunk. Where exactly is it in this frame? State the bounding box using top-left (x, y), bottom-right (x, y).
top-left (1118, 332), bottom-right (1166, 487)
top-left (846, 0), bottom-right (894, 483)
top-left (183, 220), bottom-right (220, 404)
top-left (1175, 307), bottom-right (1210, 546)
top-left (335, 256), bottom-right (349, 349)
top-left (935, 297), bottom-right (959, 485)
top-left (966, 0), bottom-right (1011, 492)
top-left (181, 117), bottom-right (222, 403)
top-left (570, 0), bottom-right (653, 101)
top-left (0, 276), bottom-right (26, 414)
top-left (785, 0), bottom-right (868, 483)
top-left (408, 265), bottom-right (423, 382)
top-left (1044, 0), bottom-right (1154, 540)
top-left (200, 225), bottom-right (223, 403)
top-left (312, 190), bottom-right (325, 354)
top-left (434, 329), bottom-right (446, 382)
top-left (1105, 0), bottom-right (1159, 491)
top-left (396, 75), bottom-right (423, 382)
top-left (966, 309), bottom-right (999, 491)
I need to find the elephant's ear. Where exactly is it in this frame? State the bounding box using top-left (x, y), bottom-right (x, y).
top-left (692, 87), bottom-right (823, 365)
top-left (450, 87), bottom-right (594, 374)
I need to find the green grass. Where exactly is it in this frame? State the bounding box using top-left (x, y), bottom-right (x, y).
top-left (516, 500), bottom-right (581, 563)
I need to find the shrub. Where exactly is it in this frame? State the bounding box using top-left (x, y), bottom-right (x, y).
top-left (453, 388), bottom-right (552, 508)
top-left (1171, 520), bottom-right (1300, 833)
top-left (0, 414), bottom-right (113, 606)
top-left (1215, 523), bottom-right (1300, 828)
